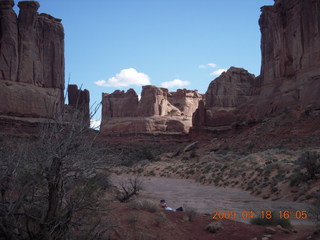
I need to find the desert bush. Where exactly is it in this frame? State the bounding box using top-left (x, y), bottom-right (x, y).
top-left (184, 208), bottom-right (197, 222)
top-left (155, 211), bottom-right (167, 226)
top-left (190, 150), bottom-right (197, 158)
top-left (250, 212), bottom-right (292, 229)
top-left (297, 151), bottom-right (320, 180)
top-left (116, 176), bottom-right (143, 202)
top-left (289, 172), bottom-right (304, 187)
top-left (205, 221), bottom-right (222, 233)
top-left (0, 101), bottom-right (113, 239)
top-left (311, 192), bottom-right (320, 224)
top-left (129, 200), bottom-right (158, 213)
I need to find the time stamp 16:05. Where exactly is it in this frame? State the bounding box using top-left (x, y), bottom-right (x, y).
top-left (212, 210), bottom-right (308, 220)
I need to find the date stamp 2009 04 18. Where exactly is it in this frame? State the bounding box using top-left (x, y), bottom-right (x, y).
top-left (212, 210), bottom-right (308, 220)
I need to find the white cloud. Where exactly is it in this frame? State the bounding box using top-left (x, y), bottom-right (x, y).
top-left (161, 79), bottom-right (190, 89)
top-left (210, 69), bottom-right (227, 76)
top-left (198, 63), bottom-right (217, 69)
top-left (95, 68), bottom-right (151, 87)
top-left (207, 63), bottom-right (217, 68)
top-left (90, 120), bottom-right (101, 130)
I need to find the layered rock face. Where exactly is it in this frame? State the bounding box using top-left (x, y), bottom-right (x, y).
top-left (0, 0), bottom-right (65, 119)
top-left (101, 85), bottom-right (202, 134)
top-left (193, 67), bottom-right (257, 128)
top-left (254, 0), bottom-right (320, 117)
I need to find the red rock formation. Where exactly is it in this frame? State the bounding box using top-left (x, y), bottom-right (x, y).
top-left (192, 67), bottom-right (257, 129)
top-left (63, 85), bottom-right (90, 126)
top-left (101, 85), bottom-right (202, 134)
top-left (168, 89), bottom-right (203, 117)
top-left (17, 1), bottom-right (64, 88)
top-left (102, 89), bottom-right (139, 119)
top-left (0, 0), bottom-right (18, 81)
top-left (192, 0), bottom-right (320, 131)
top-left (253, 0), bottom-right (320, 117)
top-left (0, 0), bottom-right (65, 119)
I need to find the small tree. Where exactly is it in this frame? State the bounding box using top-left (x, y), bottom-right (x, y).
top-left (0, 98), bottom-right (113, 239)
top-left (116, 176), bottom-right (143, 203)
top-left (298, 151), bottom-right (320, 180)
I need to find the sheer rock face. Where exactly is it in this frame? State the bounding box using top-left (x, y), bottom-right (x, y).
top-left (102, 89), bottom-right (139, 121)
top-left (101, 85), bottom-right (202, 134)
top-left (0, 0), bottom-right (18, 81)
top-left (192, 67), bottom-right (257, 128)
top-left (205, 67), bottom-right (256, 109)
top-left (0, 0), bottom-right (65, 119)
top-left (254, 0), bottom-right (320, 117)
top-left (65, 85), bottom-right (90, 126)
top-left (192, 0), bottom-right (320, 130)
top-left (17, 1), bottom-right (64, 88)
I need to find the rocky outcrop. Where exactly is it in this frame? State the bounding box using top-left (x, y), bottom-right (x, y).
top-left (192, 0), bottom-right (320, 131)
top-left (64, 85), bottom-right (90, 126)
top-left (0, 0), bottom-right (65, 119)
top-left (192, 67), bottom-right (257, 128)
top-left (101, 85), bottom-right (202, 134)
top-left (168, 89), bottom-right (203, 117)
top-left (253, 0), bottom-right (320, 117)
top-left (102, 89), bottom-right (139, 120)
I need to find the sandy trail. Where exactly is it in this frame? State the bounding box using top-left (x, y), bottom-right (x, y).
top-left (111, 174), bottom-right (317, 225)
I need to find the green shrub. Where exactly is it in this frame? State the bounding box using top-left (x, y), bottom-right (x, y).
top-left (190, 150), bottom-right (197, 158)
top-left (129, 200), bottom-right (158, 213)
top-left (205, 221), bottom-right (222, 233)
top-left (155, 212), bottom-right (167, 226)
top-left (250, 212), bottom-right (292, 229)
top-left (298, 151), bottom-right (320, 180)
top-left (289, 172), bottom-right (304, 187)
top-left (184, 208), bottom-right (197, 222)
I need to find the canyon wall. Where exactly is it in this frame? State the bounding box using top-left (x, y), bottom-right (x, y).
top-left (192, 0), bottom-right (320, 131)
top-left (0, 0), bottom-right (64, 119)
top-left (192, 67), bottom-right (257, 129)
top-left (254, 0), bottom-right (320, 117)
top-left (101, 85), bottom-right (202, 134)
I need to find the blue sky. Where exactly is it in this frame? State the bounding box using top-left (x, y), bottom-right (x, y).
top-left (14, 0), bottom-right (273, 125)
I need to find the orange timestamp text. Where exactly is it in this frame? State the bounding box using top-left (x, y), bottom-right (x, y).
top-left (212, 210), bottom-right (308, 220)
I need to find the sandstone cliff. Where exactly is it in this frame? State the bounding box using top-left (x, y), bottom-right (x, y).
top-left (192, 0), bottom-right (320, 131)
top-left (64, 85), bottom-right (90, 126)
top-left (101, 85), bottom-right (202, 134)
top-left (192, 67), bottom-right (257, 129)
top-left (0, 0), bottom-right (64, 119)
top-left (254, 0), bottom-right (320, 117)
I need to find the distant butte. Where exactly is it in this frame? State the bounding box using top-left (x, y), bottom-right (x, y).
top-left (100, 86), bottom-right (203, 134)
